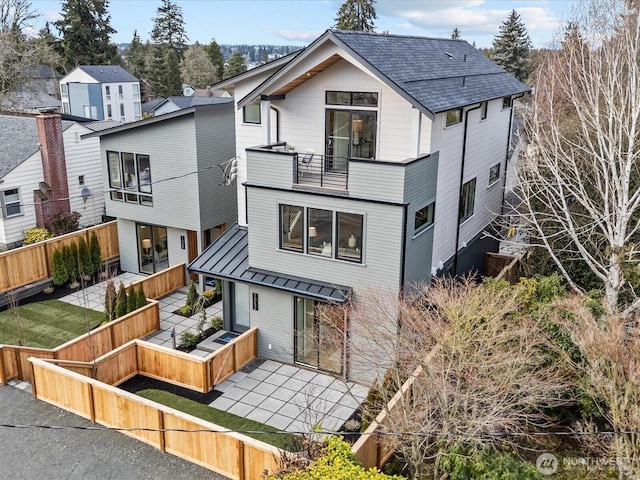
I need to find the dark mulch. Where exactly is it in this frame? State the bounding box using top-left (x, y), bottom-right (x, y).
top-left (119, 375), bottom-right (222, 404)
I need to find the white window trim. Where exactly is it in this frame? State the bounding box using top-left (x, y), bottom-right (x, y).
top-left (1, 188), bottom-right (22, 218)
top-left (487, 163), bottom-right (501, 187)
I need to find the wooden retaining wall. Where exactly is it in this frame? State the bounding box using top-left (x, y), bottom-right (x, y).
top-left (29, 329), bottom-right (275, 480)
top-left (486, 252), bottom-right (524, 284)
top-left (0, 221), bottom-right (119, 293)
top-left (0, 301), bottom-right (159, 385)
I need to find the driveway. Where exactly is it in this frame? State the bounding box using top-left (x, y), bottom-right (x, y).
top-left (0, 386), bottom-right (226, 480)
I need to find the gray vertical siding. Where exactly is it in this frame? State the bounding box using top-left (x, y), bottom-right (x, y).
top-left (249, 285), bottom-right (294, 364)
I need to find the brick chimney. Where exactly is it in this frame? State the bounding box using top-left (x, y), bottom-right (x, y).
top-left (33, 112), bottom-right (71, 229)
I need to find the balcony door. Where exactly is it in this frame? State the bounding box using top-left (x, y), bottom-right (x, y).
top-left (326, 110), bottom-right (376, 172)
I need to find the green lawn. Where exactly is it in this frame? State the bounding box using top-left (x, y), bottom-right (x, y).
top-left (0, 300), bottom-right (104, 348)
top-left (137, 389), bottom-right (299, 451)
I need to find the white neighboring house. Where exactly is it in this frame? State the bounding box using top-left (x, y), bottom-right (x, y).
top-left (60, 65), bottom-right (142, 123)
top-left (189, 30), bottom-right (529, 381)
top-left (0, 113), bottom-right (111, 249)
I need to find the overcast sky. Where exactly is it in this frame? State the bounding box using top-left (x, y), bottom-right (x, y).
top-left (30, 0), bottom-right (572, 48)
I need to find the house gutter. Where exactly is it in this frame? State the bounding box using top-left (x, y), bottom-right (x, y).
top-left (453, 103), bottom-right (482, 276)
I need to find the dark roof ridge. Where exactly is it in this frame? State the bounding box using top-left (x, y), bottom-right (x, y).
top-left (331, 28), bottom-right (469, 43)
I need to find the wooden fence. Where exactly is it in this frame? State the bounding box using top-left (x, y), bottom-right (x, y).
top-left (486, 252), bottom-right (523, 284)
top-left (0, 221), bottom-right (119, 292)
top-left (0, 301), bottom-right (160, 385)
top-left (29, 329), bottom-right (273, 480)
top-left (352, 346), bottom-right (440, 469)
top-left (128, 262), bottom-right (187, 300)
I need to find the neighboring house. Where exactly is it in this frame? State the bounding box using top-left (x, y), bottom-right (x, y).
top-left (0, 113), bottom-right (106, 249)
top-left (189, 30), bottom-right (528, 380)
top-left (1, 65), bottom-right (62, 113)
top-left (150, 96), bottom-right (233, 116)
top-left (85, 101), bottom-right (237, 276)
top-left (60, 65), bottom-right (142, 122)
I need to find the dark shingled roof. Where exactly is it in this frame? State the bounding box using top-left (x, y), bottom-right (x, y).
top-left (162, 96), bottom-right (232, 110)
top-left (77, 65), bottom-right (138, 83)
top-left (331, 30), bottom-right (529, 113)
top-left (189, 224), bottom-right (352, 303)
top-left (0, 115), bottom-right (73, 178)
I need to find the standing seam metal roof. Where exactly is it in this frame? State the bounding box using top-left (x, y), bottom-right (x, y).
top-left (188, 224), bottom-right (352, 303)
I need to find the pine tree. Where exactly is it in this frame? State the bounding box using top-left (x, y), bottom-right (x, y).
top-left (180, 42), bottom-right (217, 87)
top-left (55, 0), bottom-right (120, 69)
top-left (150, 0), bottom-right (188, 59)
top-left (52, 249), bottom-right (68, 286)
top-left (89, 232), bottom-right (102, 277)
top-left (77, 236), bottom-right (90, 277)
top-left (204, 38), bottom-right (224, 81)
top-left (147, 43), bottom-right (181, 97)
top-left (451, 27), bottom-right (461, 40)
top-left (489, 9), bottom-right (532, 82)
top-left (136, 284), bottom-right (146, 309)
top-left (334, 0), bottom-right (377, 32)
top-left (125, 30), bottom-right (147, 79)
top-left (224, 51), bottom-right (247, 79)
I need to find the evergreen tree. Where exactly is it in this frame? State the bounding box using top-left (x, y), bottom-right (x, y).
top-left (147, 43), bottom-right (181, 97)
top-left (55, 0), bottom-right (120, 69)
top-left (334, 0), bottom-right (377, 32)
top-left (150, 0), bottom-right (188, 58)
top-left (125, 29), bottom-right (147, 79)
top-left (489, 9), bottom-right (532, 82)
top-left (89, 232), bottom-right (102, 276)
top-left (52, 249), bottom-right (68, 286)
top-left (115, 282), bottom-right (127, 318)
top-left (127, 284), bottom-right (137, 313)
top-left (136, 284), bottom-right (146, 309)
top-left (204, 38), bottom-right (224, 81)
top-left (224, 50), bottom-right (247, 79)
top-left (77, 236), bottom-right (90, 277)
top-left (451, 27), bottom-right (461, 40)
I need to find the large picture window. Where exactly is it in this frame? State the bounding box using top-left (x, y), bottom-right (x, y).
top-left (107, 150), bottom-right (153, 205)
top-left (459, 178), bottom-right (476, 223)
top-left (280, 204), bottom-right (363, 263)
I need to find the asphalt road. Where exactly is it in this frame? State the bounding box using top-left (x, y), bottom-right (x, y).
top-left (0, 386), bottom-right (227, 480)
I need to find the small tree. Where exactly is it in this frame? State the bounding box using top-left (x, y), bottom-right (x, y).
top-left (103, 278), bottom-right (116, 322)
top-left (136, 284), bottom-right (146, 309)
top-left (61, 244), bottom-right (77, 284)
top-left (451, 27), bottom-right (461, 40)
top-left (186, 280), bottom-right (198, 308)
top-left (52, 248), bottom-right (68, 286)
top-left (77, 236), bottom-right (90, 278)
top-left (115, 282), bottom-right (127, 318)
top-left (127, 284), bottom-right (137, 313)
top-left (89, 232), bottom-right (102, 277)
top-left (223, 51), bottom-right (246, 79)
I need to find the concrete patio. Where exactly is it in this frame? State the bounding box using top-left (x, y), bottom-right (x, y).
top-left (58, 273), bottom-right (369, 435)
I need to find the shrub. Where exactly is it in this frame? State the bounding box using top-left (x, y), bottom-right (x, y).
top-left (136, 285), bottom-right (146, 309)
top-left (210, 315), bottom-right (223, 331)
top-left (178, 305), bottom-right (193, 317)
top-left (46, 211), bottom-right (80, 236)
top-left (61, 244), bottom-right (78, 284)
top-left (179, 330), bottom-right (198, 348)
top-left (268, 436), bottom-right (403, 480)
top-left (127, 285), bottom-right (137, 313)
top-left (23, 227), bottom-right (51, 245)
top-left (89, 232), bottom-right (102, 275)
top-left (186, 280), bottom-right (198, 307)
top-left (202, 290), bottom-right (214, 300)
top-left (115, 283), bottom-right (128, 318)
top-left (77, 236), bottom-right (90, 278)
top-left (52, 248), bottom-right (68, 286)
top-left (438, 444), bottom-right (542, 480)
top-left (103, 279), bottom-right (116, 322)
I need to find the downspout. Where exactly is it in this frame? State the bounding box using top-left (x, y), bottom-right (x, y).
top-left (270, 106), bottom-right (280, 143)
top-left (452, 103), bottom-right (482, 276)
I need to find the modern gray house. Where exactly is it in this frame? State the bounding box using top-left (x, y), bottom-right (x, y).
top-left (189, 30), bottom-right (528, 380)
top-left (86, 100), bottom-right (237, 276)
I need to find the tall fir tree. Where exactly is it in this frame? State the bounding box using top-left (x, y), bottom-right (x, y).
top-left (224, 50), bottom-right (247, 79)
top-left (55, 0), bottom-right (120, 69)
top-left (489, 9), bottom-right (532, 82)
top-left (125, 29), bottom-right (147, 79)
top-left (150, 0), bottom-right (188, 59)
top-left (204, 38), bottom-right (224, 81)
top-left (147, 43), bottom-right (181, 97)
top-left (334, 0), bottom-right (377, 32)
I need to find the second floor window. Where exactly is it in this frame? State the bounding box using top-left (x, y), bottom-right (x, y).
top-left (107, 150), bottom-right (152, 205)
top-left (414, 202), bottom-right (435, 234)
top-left (459, 178), bottom-right (476, 223)
top-left (1, 188), bottom-right (21, 217)
top-left (445, 108), bottom-right (462, 127)
top-left (118, 85), bottom-right (123, 99)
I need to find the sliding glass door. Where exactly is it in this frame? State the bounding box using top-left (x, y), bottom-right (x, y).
top-left (294, 297), bottom-right (343, 374)
top-left (137, 224), bottom-right (167, 274)
top-left (326, 109), bottom-right (377, 172)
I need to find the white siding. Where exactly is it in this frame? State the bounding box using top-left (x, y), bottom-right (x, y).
top-left (102, 81), bottom-right (139, 123)
top-left (64, 124), bottom-right (104, 228)
top-left (117, 218), bottom-right (137, 272)
top-left (430, 99), bottom-right (511, 271)
top-left (60, 68), bottom-right (99, 85)
top-left (0, 154), bottom-right (43, 248)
